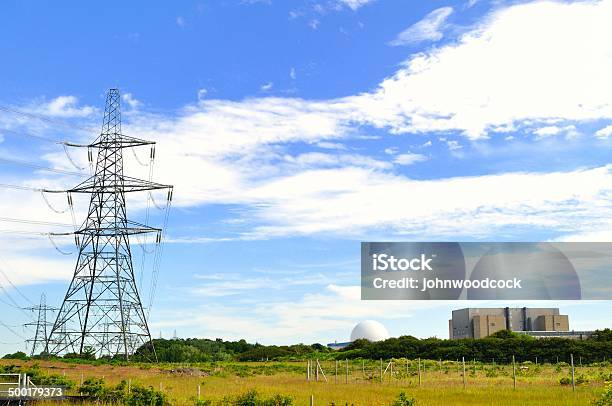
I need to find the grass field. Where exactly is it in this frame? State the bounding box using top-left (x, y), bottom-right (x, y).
top-left (1, 358), bottom-right (610, 405)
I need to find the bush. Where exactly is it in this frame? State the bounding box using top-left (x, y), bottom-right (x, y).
top-left (78, 377), bottom-right (168, 405)
top-left (392, 392), bottom-right (416, 406)
top-left (593, 382), bottom-right (612, 406)
top-left (2, 351), bottom-right (29, 360)
top-left (219, 390), bottom-right (292, 406)
top-left (0, 363), bottom-right (75, 389)
top-left (79, 377), bottom-right (106, 398)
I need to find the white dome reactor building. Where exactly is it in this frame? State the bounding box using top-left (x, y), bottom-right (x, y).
top-left (350, 320), bottom-right (390, 342)
top-left (328, 320), bottom-right (390, 350)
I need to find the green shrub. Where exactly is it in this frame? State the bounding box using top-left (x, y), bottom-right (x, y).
top-left (392, 392), bottom-right (416, 406)
top-left (219, 390), bottom-right (292, 406)
top-left (127, 384), bottom-right (167, 406)
top-left (78, 377), bottom-right (168, 405)
top-left (79, 377), bottom-right (106, 397)
top-left (2, 351), bottom-right (28, 360)
top-left (593, 382), bottom-right (612, 406)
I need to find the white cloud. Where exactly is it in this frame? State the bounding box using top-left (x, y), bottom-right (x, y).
top-left (384, 147), bottom-right (398, 155)
top-left (595, 124), bottom-right (612, 138)
top-left (370, 0), bottom-right (612, 138)
top-left (0, 254), bottom-right (73, 286)
top-left (284, 152), bottom-right (392, 170)
top-left (176, 16), bottom-right (185, 28)
top-left (260, 82), bottom-right (274, 91)
top-left (446, 140), bottom-right (462, 150)
top-left (241, 165), bottom-right (612, 238)
top-left (309, 19), bottom-right (320, 29)
top-left (336, 0), bottom-right (375, 11)
top-left (197, 88), bottom-right (208, 100)
top-left (290, 67), bottom-right (296, 80)
top-left (316, 141), bottom-right (346, 150)
top-left (37, 96), bottom-right (95, 118)
top-left (534, 125), bottom-right (577, 139)
top-left (122, 93), bottom-right (141, 110)
top-left (393, 152), bottom-right (427, 165)
top-left (389, 7), bottom-right (453, 46)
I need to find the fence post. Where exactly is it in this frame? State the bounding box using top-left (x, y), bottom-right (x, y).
top-left (307, 360), bottom-right (310, 381)
top-left (346, 359), bottom-right (349, 384)
top-left (571, 354), bottom-right (575, 392)
top-left (197, 384), bottom-right (201, 400)
top-left (462, 357), bottom-right (466, 389)
top-left (310, 394), bottom-right (314, 406)
top-left (128, 379), bottom-right (131, 394)
top-left (512, 355), bottom-right (516, 390)
top-left (335, 360), bottom-right (338, 384)
top-left (380, 358), bottom-right (383, 383)
top-left (316, 359), bottom-right (319, 382)
top-left (418, 358), bottom-right (421, 387)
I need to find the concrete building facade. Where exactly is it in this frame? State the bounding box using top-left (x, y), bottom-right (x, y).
top-left (449, 307), bottom-right (569, 339)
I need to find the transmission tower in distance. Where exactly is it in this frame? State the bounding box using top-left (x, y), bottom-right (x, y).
top-left (24, 293), bottom-right (57, 357)
top-left (45, 89), bottom-right (173, 361)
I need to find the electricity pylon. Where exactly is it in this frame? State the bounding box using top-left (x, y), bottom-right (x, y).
top-left (24, 293), bottom-right (57, 357)
top-left (45, 89), bottom-right (172, 360)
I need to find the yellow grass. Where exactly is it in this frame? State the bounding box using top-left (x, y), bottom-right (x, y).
top-left (2, 359), bottom-right (609, 405)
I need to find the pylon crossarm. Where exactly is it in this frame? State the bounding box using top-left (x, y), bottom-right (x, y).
top-left (74, 224), bottom-right (161, 237)
top-left (68, 175), bottom-right (172, 193)
top-left (65, 135), bottom-right (155, 149)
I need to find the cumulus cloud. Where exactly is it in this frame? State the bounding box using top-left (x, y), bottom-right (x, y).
top-left (595, 125), bottom-right (612, 139)
top-left (336, 0), bottom-right (375, 11)
top-left (370, 0), bottom-right (612, 138)
top-left (37, 96), bottom-right (95, 118)
top-left (393, 152), bottom-right (427, 165)
top-left (534, 125), bottom-right (578, 139)
top-left (389, 7), bottom-right (453, 46)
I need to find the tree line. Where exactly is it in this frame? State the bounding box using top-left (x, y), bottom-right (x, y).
top-left (4, 329), bottom-right (610, 363)
top-left (132, 329), bottom-right (612, 363)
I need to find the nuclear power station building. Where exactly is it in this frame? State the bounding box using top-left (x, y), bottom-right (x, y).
top-left (449, 307), bottom-right (574, 339)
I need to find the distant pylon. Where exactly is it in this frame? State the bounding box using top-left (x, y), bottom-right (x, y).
top-left (24, 293), bottom-right (57, 357)
top-left (45, 89), bottom-right (173, 360)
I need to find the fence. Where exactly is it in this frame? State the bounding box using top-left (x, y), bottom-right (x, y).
top-left (305, 353), bottom-right (588, 391)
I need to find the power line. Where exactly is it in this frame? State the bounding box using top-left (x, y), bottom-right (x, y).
top-left (0, 127), bottom-right (63, 144)
top-left (0, 156), bottom-right (84, 176)
top-left (0, 183), bottom-right (47, 192)
top-left (0, 284), bottom-right (34, 321)
top-left (0, 217), bottom-right (74, 228)
top-left (0, 104), bottom-right (96, 133)
top-left (0, 320), bottom-right (26, 340)
top-left (0, 261), bottom-right (35, 306)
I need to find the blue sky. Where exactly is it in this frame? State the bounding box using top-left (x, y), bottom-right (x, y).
top-left (1, 0), bottom-right (612, 352)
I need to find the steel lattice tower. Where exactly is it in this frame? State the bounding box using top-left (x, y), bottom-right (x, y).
top-left (24, 293), bottom-right (57, 357)
top-left (45, 89), bottom-right (172, 360)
